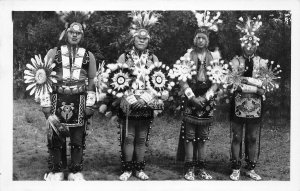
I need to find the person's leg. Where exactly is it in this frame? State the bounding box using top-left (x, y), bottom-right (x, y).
top-left (120, 120), bottom-right (136, 181)
top-left (135, 119), bottom-right (150, 162)
top-left (195, 123), bottom-right (212, 180)
top-left (229, 120), bottom-right (243, 181)
top-left (245, 121), bottom-right (259, 163)
top-left (184, 122), bottom-right (196, 180)
top-left (231, 121), bottom-right (244, 162)
top-left (134, 119), bottom-right (151, 180)
top-left (45, 128), bottom-right (64, 181)
top-left (123, 120), bottom-right (136, 162)
top-left (68, 126), bottom-right (86, 181)
top-left (244, 121), bottom-right (262, 180)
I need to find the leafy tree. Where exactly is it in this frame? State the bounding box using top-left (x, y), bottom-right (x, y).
top-left (12, 11), bottom-right (291, 121)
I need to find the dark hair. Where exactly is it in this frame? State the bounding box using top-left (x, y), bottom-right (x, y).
top-left (207, 31), bottom-right (219, 51)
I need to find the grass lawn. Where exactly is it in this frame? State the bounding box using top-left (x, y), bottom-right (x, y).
top-left (13, 99), bottom-right (290, 181)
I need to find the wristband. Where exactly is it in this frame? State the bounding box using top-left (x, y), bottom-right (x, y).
top-left (86, 106), bottom-right (94, 110)
top-left (161, 90), bottom-right (169, 101)
top-left (126, 94), bottom-right (138, 104)
top-left (184, 88), bottom-right (195, 100)
top-left (205, 88), bottom-right (214, 100)
top-left (40, 93), bottom-right (51, 107)
top-left (240, 84), bottom-right (258, 93)
top-left (86, 91), bottom-right (96, 107)
top-left (140, 92), bottom-right (153, 104)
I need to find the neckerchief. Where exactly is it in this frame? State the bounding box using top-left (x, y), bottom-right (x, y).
top-left (243, 54), bottom-right (255, 77)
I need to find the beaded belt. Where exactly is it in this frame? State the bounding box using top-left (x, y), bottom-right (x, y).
top-left (236, 92), bottom-right (260, 99)
top-left (133, 89), bottom-right (146, 96)
top-left (53, 84), bottom-right (86, 95)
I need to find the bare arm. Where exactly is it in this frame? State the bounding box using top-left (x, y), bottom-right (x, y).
top-left (87, 51), bottom-right (97, 91)
top-left (117, 54), bottom-right (126, 63)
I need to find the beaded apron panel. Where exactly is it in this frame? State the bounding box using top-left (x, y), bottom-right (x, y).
top-left (51, 93), bottom-right (86, 127)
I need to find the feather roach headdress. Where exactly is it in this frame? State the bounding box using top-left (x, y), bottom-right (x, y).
top-left (193, 10), bottom-right (222, 36)
top-left (128, 11), bottom-right (161, 39)
top-left (56, 11), bottom-right (94, 41)
top-left (236, 15), bottom-right (262, 48)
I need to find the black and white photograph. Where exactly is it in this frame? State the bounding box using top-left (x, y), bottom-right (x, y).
top-left (1, 0), bottom-right (300, 190)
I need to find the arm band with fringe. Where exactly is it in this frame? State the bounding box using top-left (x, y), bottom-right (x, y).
top-left (86, 91), bottom-right (96, 107)
top-left (40, 93), bottom-right (51, 107)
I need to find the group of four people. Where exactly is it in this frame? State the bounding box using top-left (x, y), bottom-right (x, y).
top-left (36, 11), bottom-right (267, 181)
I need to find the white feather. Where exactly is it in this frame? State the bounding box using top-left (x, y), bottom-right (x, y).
top-left (26, 64), bottom-right (35, 70)
top-left (148, 16), bottom-right (158, 26)
top-left (209, 25), bottom-right (218, 32)
top-left (31, 58), bottom-right (37, 67)
top-left (24, 75), bottom-right (34, 80)
top-left (24, 78), bottom-right (35, 84)
top-left (51, 77), bottom-right (57, 83)
top-left (44, 55), bottom-right (48, 65)
top-left (24, 70), bottom-right (34, 76)
top-left (143, 11), bottom-right (150, 26)
top-left (26, 82), bottom-right (36, 91)
top-left (50, 63), bottom-right (56, 69)
top-left (35, 55), bottom-right (41, 66)
top-left (34, 89), bottom-right (40, 100)
top-left (47, 83), bottom-right (53, 93)
top-left (29, 86), bottom-right (36, 95)
top-left (137, 12), bottom-right (143, 26)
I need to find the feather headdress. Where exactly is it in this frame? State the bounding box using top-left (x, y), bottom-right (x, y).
top-left (128, 11), bottom-right (161, 38)
top-left (236, 15), bottom-right (262, 48)
top-left (56, 11), bottom-right (94, 41)
top-left (193, 10), bottom-right (222, 35)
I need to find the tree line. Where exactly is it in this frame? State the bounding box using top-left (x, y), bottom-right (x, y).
top-left (13, 11), bottom-right (291, 121)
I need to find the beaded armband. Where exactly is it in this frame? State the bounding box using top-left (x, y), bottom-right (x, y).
top-left (40, 93), bottom-right (51, 107)
top-left (126, 94), bottom-right (138, 105)
top-left (140, 92), bottom-right (153, 104)
top-left (243, 77), bottom-right (263, 87)
top-left (184, 88), bottom-right (195, 100)
top-left (240, 84), bottom-right (258, 93)
top-left (86, 91), bottom-right (96, 107)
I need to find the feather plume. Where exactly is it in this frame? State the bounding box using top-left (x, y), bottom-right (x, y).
top-left (128, 10), bottom-right (161, 35)
top-left (193, 10), bottom-right (222, 32)
top-left (56, 11), bottom-right (94, 25)
top-left (236, 15), bottom-right (262, 47)
top-left (143, 11), bottom-right (150, 26)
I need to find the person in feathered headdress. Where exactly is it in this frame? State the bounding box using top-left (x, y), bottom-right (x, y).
top-left (40, 11), bottom-right (96, 181)
top-left (114, 11), bottom-right (164, 181)
top-left (175, 10), bottom-right (223, 181)
top-left (228, 15), bottom-right (270, 181)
